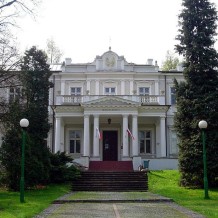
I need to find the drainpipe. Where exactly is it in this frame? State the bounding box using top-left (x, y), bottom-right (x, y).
top-left (51, 75), bottom-right (56, 153)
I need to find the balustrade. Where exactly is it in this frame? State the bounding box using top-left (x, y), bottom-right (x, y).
top-left (56, 95), bottom-right (165, 105)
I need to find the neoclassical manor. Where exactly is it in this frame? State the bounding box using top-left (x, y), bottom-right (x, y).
top-left (48, 48), bottom-right (184, 170)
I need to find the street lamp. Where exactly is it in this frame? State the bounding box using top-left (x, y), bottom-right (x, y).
top-left (198, 120), bottom-right (209, 199)
top-left (19, 118), bottom-right (29, 203)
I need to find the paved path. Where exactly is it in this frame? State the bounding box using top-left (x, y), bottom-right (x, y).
top-left (35, 192), bottom-right (205, 218)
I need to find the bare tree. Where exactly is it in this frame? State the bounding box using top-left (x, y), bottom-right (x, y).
top-left (0, 0), bottom-right (40, 31)
top-left (46, 38), bottom-right (63, 64)
top-left (0, 0), bottom-right (40, 119)
top-left (0, 0), bottom-right (40, 84)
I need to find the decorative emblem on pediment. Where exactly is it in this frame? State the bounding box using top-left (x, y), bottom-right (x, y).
top-left (105, 54), bottom-right (116, 67)
top-left (103, 52), bottom-right (117, 69)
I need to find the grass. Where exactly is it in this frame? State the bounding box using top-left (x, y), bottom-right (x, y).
top-left (0, 171), bottom-right (217, 218)
top-left (0, 183), bottom-right (71, 218)
top-left (148, 170), bottom-right (218, 218)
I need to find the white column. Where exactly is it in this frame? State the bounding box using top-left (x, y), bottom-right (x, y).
top-left (55, 117), bottom-right (61, 153)
top-left (96, 80), bottom-right (100, 95)
top-left (60, 121), bottom-right (65, 152)
top-left (160, 117), bottom-right (166, 157)
top-left (93, 115), bottom-right (100, 157)
top-left (132, 115), bottom-right (138, 156)
top-left (61, 80), bottom-right (65, 95)
top-left (83, 115), bottom-right (90, 156)
top-left (121, 80), bottom-right (125, 95)
top-left (122, 115), bottom-right (129, 157)
top-left (130, 80), bottom-right (134, 95)
top-left (87, 80), bottom-right (91, 94)
top-left (155, 81), bottom-right (159, 95)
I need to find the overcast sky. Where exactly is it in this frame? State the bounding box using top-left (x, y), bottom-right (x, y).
top-left (14, 0), bottom-right (218, 66)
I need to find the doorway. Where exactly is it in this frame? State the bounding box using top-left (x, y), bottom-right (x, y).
top-left (103, 131), bottom-right (118, 161)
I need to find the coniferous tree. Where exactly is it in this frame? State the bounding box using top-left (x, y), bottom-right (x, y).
top-left (20, 46), bottom-right (53, 186)
top-left (175, 0), bottom-right (218, 187)
top-left (0, 101), bottom-right (24, 190)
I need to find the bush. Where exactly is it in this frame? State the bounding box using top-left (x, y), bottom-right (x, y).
top-left (49, 152), bottom-right (80, 184)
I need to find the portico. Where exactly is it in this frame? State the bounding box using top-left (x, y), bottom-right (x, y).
top-left (54, 96), bottom-right (169, 169)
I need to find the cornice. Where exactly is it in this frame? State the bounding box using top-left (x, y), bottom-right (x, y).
top-left (139, 105), bottom-right (170, 113)
top-left (55, 106), bottom-right (83, 113)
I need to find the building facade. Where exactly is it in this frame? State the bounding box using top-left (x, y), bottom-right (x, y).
top-left (49, 48), bottom-right (184, 170)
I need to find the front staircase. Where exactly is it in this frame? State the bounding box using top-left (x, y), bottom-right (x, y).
top-left (72, 161), bottom-right (148, 192)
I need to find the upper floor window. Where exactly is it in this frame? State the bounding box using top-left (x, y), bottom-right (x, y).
top-left (139, 87), bottom-right (150, 95)
top-left (9, 87), bottom-right (21, 103)
top-left (71, 87), bottom-right (81, 95)
top-left (139, 130), bottom-right (152, 154)
top-left (69, 130), bottom-right (81, 154)
top-left (105, 87), bottom-right (116, 95)
top-left (170, 87), bottom-right (176, 105)
top-left (170, 130), bottom-right (179, 155)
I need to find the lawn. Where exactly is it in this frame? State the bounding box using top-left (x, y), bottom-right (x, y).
top-left (0, 183), bottom-right (70, 218)
top-left (148, 170), bottom-right (218, 218)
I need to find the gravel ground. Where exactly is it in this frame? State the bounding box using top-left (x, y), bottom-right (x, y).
top-left (35, 192), bottom-right (205, 218)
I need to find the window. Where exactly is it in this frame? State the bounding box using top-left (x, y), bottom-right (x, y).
top-left (9, 87), bottom-right (21, 103)
top-left (170, 87), bottom-right (176, 105)
top-left (105, 87), bottom-right (116, 95)
top-left (139, 87), bottom-right (150, 95)
top-left (170, 130), bottom-right (179, 155)
top-left (69, 130), bottom-right (81, 153)
top-left (139, 130), bottom-right (152, 154)
top-left (71, 87), bottom-right (81, 95)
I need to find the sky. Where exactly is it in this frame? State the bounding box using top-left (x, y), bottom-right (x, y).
top-left (14, 0), bottom-right (218, 67)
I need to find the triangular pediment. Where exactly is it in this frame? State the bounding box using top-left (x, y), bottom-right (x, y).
top-left (81, 96), bottom-right (140, 107)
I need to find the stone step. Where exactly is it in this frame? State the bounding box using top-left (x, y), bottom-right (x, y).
top-left (72, 171), bottom-right (148, 192)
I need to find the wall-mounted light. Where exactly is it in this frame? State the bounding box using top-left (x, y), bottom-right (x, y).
top-left (108, 118), bottom-right (111, 124)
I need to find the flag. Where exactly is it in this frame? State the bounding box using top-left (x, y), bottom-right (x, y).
top-left (96, 127), bottom-right (102, 140)
top-left (127, 128), bottom-right (135, 140)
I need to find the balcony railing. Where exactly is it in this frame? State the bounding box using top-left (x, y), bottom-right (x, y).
top-left (55, 95), bottom-right (165, 106)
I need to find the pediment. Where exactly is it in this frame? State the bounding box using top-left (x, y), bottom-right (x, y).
top-left (81, 96), bottom-right (140, 108)
top-left (94, 48), bottom-right (127, 71)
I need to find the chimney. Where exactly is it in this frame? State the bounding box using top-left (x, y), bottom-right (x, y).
top-left (147, 59), bottom-right (153, 65)
top-left (65, 58), bottom-right (72, 65)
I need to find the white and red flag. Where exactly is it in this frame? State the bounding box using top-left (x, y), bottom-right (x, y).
top-left (96, 127), bottom-right (102, 140)
top-left (127, 128), bottom-right (135, 140)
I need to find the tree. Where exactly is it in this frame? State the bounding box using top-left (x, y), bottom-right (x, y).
top-left (0, 0), bottom-right (39, 29)
top-left (0, 0), bottom-right (40, 122)
top-left (46, 38), bottom-right (63, 63)
top-left (20, 46), bottom-right (53, 186)
top-left (0, 46), bottom-right (53, 190)
top-left (174, 0), bottom-right (218, 187)
top-left (0, 101), bottom-right (24, 190)
top-left (161, 50), bottom-right (180, 71)
top-left (0, 0), bottom-right (40, 86)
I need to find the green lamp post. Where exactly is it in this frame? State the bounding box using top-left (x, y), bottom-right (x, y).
top-left (19, 118), bottom-right (29, 203)
top-left (198, 120), bottom-right (209, 199)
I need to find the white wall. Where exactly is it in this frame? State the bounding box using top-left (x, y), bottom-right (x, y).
top-left (142, 158), bottom-right (178, 170)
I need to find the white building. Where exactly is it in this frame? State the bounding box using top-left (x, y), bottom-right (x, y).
top-left (49, 48), bottom-right (184, 170)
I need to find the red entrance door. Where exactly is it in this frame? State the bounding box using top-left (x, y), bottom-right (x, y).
top-left (103, 131), bottom-right (118, 161)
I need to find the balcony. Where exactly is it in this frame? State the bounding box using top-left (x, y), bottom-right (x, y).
top-left (55, 95), bottom-right (166, 106)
